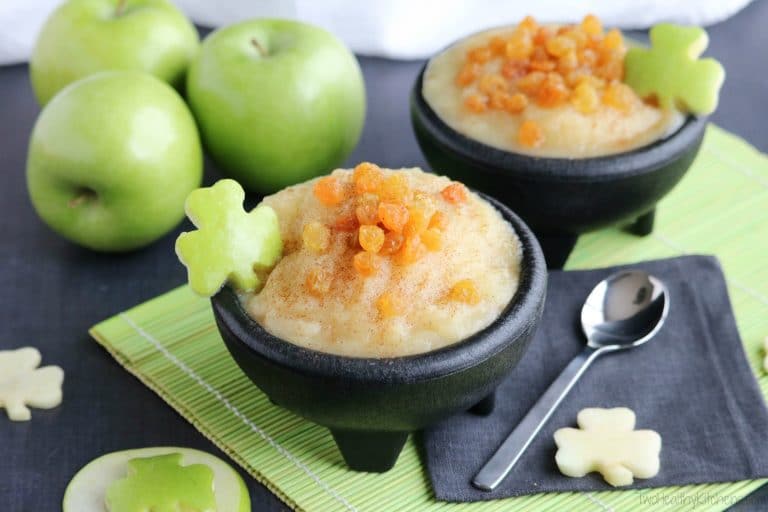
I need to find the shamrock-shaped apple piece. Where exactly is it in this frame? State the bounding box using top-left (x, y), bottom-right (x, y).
top-left (106, 453), bottom-right (215, 512)
top-left (554, 407), bottom-right (661, 487)
top-left (176, 179), bottom-right (282, 296)
top-left (624, 24), bottom-right (725, 115)
top-left (0, 347), bottom-right (64, 421)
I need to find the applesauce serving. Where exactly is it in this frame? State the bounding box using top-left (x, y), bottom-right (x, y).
top-left (241, 164), bottom-right (522, 357)
top-left (422, 15), bottom-right (684, 158)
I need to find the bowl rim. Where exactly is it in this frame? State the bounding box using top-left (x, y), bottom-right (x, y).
top-left (411, 61), bottom-right (708, 183)
top-left (211, 193), bottom-right (547, 384)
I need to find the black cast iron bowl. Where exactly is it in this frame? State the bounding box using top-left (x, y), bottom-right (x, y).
top-left (411, 63), bottom-right (707, 268)
top-left (211, 194), bottom-right (547, 472)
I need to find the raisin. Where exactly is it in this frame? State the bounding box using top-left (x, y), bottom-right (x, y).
top-left (376, 292), bottom-right (401, 318)
top-left (378, 202), bottom-right (409, 233)
top-left (421, 228), bottom-right (442, 251)
top-left (306, 268), bottom-right (332, 296)
top-left (393, 236), bottom-right (426, 266)
top-left (464, 94), bottom-right (488, 113)
top-left (404, 207), bottom-right (430, 237)
top-left (313, 176), bottom-right (346, 206)
top-left (441, 183), bottom-right (468, 204)
top-left (380, 173), bottom-right (410, 202)
top-left (353, 251), bottom-right (378, 277)
top-left (302, 221), bottom-right (330, 253)
top-left (379, 231), bottom-right (404, 255)
top-left (353, 162), bottom-right (383, 195)
top-left (428, 211), bottom-right (448, 231)
top-left (455, 62), bottom-right (480, 86)
top-left (359, 225), bottom-right (385, 253)
top-left (518, 119), bottom-right (544, 147)
top-left (448, 279), bottom-right (481, 305)
top-left (571, 81), bottom-right (599, 113)
top-left (581, 14), bottom-right (603, 36)
top-left (355, 193), bottom-right (380, 225)
top-left (603, 82), bottom-right (634, 113)
top-left (545, 36), bottom-right (575, 58)
top-left (467, 46), bottom-right (493, 63)
top-left (502, 92), bottom-right (528, 114)
top-left (478, 74), bottom-right (507, 95)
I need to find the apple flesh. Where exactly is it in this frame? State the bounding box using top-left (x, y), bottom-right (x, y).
top-left (175, 179), bottom-right (283, 296)
top-left (26, 71), bottom-right (203, 252)
top-left (62, 447), bottom-right (250, 512)
top-left (31, 0), bottom-right (199, 105)
top-left (187, 19), bottom-right (366, 194)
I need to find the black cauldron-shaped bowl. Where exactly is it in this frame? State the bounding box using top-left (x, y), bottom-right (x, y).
top-left (411, 64), bottom-right (707, 268)
top-left (211, 195), bottom-right (547, 472)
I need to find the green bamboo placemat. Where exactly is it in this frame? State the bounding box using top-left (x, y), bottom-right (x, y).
top-left (90, 124), bottom-right (768, 512)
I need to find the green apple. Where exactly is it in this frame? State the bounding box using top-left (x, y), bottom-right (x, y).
top-left (26, 71), bottom-right (202, 252)
top-left (31, 0), bottom-right (199, 105)
top-left (62, 447), bottom-right (250, 512)
top-left (187, 19), bottom-right (366, 194)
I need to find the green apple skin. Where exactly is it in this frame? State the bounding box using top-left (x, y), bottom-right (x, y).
top-left (187, 19), bottom-right (366, 194)
top-left (26, 71), bottom-right (202, 252)
top-left (31, 0), bottom-right (199, 106)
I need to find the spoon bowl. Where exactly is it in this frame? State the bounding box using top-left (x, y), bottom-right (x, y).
top-left (473, 270), bottom-right (669, 491)
top-left (582, 270), bottom-right (670, 349)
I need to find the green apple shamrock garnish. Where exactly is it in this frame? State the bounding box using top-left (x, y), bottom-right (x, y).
top-left (624, 23), bottom-right (725, 115)
top-left (176, 179), bottom-right (282, 296)
top-left (105, 453), bottom-right (216, 512)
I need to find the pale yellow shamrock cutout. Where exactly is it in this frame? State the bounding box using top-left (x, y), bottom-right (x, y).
top-left (175, 179), bottom-right (283, 297)
top-left (554, 407), bottom-right (661, 487)
top-left (624, 24), bottom-right (725, 115)
top-left (0, 347), bottom-right (64, 421)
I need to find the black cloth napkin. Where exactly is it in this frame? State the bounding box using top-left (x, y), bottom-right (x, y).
top-left (422, 255), bottom-right (768, 501)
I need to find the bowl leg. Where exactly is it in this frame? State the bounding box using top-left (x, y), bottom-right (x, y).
top-left (626, 208), bottom-right (656, 237)
top-left (536, 232), bottom-right (578, 270)
top-left (330, 429), bottom-right (409, 472)
top-left (469, 390), bottom-right (496, 416)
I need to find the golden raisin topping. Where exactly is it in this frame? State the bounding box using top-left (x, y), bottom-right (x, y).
top-left (359, 225), bottom-right (385, 253)
top-left (305, 267), bottom-right (332, 297)
top-left (376, 292), bottom-right (401, 318)
top-left (309, 163), bottom-right (474, 295)
top-left (353, 250), bottom-right (378, 276)
top-left (448, 279), bottom-right (481, 305)
top-left (379, 231), bottom-right (404, 255)
top-left (302, 221), bottom-right (331, 253)
top-left (454, 14), bottom-right (647, 147)
top-left (420, 228), bottom-right (442, 251)
top-left (440, 183), bottom-right (468, 204)
top-left (313, 176), bottom-right (347, 206)
top-left (518, 119), bottom-right (544, 148)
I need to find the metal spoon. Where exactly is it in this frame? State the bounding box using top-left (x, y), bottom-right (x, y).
top-left (473, 270), bottom-right (669, 491)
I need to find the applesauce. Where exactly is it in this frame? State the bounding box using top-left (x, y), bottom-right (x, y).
top-left (422, 16), bottom-right (683, 158)
top-left (243, 166), bottom-right (521, 358)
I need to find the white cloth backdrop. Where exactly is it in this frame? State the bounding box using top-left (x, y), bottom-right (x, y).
top-left (0, 0), bottom-right (754, 64)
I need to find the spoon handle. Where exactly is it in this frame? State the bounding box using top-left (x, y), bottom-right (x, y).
top-left (473, 345), bottom-right (603, 491)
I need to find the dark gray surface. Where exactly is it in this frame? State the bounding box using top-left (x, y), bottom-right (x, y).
top-left (424, 256), bottom-right (768, 501)
top-left (1, 2), bottom-right (767, 509)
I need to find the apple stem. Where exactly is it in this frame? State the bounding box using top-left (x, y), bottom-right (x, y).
top-left (115, 0), bottom-right (126, 16)
top-left (250, 38), bottom-right (268, 57)
top-left (68, 189), bottom-right (97, 208)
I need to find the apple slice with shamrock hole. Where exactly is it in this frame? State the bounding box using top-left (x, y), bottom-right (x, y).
top-left (62, 447), bottom-right (250, 512)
